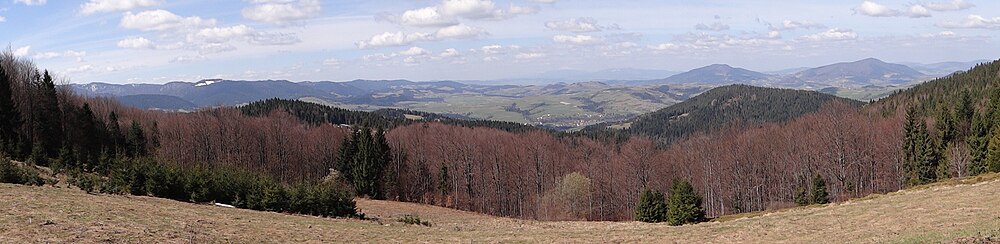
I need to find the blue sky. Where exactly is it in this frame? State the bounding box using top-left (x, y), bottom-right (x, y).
top-left (2, 0), bottom-right (999, 84)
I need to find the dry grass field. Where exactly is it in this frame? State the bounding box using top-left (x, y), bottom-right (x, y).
top-left (2, 174), bottom-right (999, 243)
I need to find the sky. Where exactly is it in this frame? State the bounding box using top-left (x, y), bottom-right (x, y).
top-left (1, 0), bottom-right (999, 84)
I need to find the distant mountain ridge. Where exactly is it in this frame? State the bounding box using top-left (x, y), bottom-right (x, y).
top-left (659, 64), bottom-right (771, 85)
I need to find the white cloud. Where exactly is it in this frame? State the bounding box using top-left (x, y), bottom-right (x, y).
top-left (515, 52), bottom-right (545, 59)
top-left (648, 43), bottom-right (680, 51)
top-left (13, 46), bottom-right (31, 57)
top-left (399, 47), bottom-right (430, 56)
top-left (398, 7), bottom-right (457, 27)
top-left (921, 31), bottom-right (957, 38)
top-left (80, 0), bottom-right (161, 15)
top-left (250, 32), bottom-right (301, 45)
top-left (171, 55), bottom-right (205, 63)
top-left (439, 48), bottom-right (460, 58)
top-left (695, 22), bottom-right (730, 31)
top-left (908, 5), bottom-right (931, 18)
top-left (356, 32), bottom-right (432, 49)
top-left (434, 24), bottom-right (487, 39)
top-left (120, 10), bottom-right (216, 32)
top-left (938, 15), bottom-right (1000, 29)
top-left (769, 20), bottom-right (825, 31)
top-left (854, 1), bottom-right (899, 17)
top-left (545, 18), bottom-right (616, 33)
top-left (440, 0), bottom-right (498, 19)
top-left (190, 25), bottom-right (255, 43)
top-left (0, 16), bottom-right (6, 23)
top-left (531, 0), bottom-right (557, 3)
top-left (356, 24), bottom-right (485, 49)
top-left (117, 37), bottom-right (155, 49)
top-left (198, 43), bottom-right (236, 55)
top-left (242, 0), bottom-right (321, 25)
top-left (552, 34), bottom-right (603, 45)
top-left (479, 45), bottom-right (503, 54)
top-left (14, 0), bottom-right (46, 6)
top-left (922, 0), bottom-right (974, 11)
top-left (33, 50), bottom-right (87, 62)
top-left (799, 28), bottom-right (858, 41)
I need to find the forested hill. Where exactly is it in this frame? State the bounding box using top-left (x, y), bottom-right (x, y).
top-left (239, 98), bottom-right (541, 132)
top-left (870, 59), bottom-right (999, 116)
top-left (586, 84), bottom-right (863, 142)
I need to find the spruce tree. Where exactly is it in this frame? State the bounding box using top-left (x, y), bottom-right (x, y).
top-left (437, 164), bottom-right (451, 195)
top-left (967, 110), bottom-right (991, 175)
top-left (0, 65), bottom-right (21, 155)
top-left (811, 174), bottom-right (829, 204)
top-left (126, 121), bottom-right (147, 157)
top-left (987, 129), bottom-right (1000, 173)
top-left (33, 70), bottom-right (63, 160)
top-left (666, 180), bottom-right (705, 226)
top-left (335, 131), bottom-right (357, 184)
top-left (634, 189), bottom-right (666, 223)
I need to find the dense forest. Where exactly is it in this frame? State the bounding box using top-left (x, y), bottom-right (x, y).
top-left (2, 48), bottom-right (999, 222)
top-left (582, 84), bottom-right (864, 143)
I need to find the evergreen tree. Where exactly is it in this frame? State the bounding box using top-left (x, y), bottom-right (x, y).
top-left (437, 164), bottom-right (451, 195)
top-left (967, 109), bottom-right (992, 175)
top-left (903, 107), bottom-right (942, 186)
top-left (634, 189), bottom-right (667, 223)
top-left (810, 174), bottom-right (829, 204)
top-left (126, 121), bottom-right (147, 157)
top-left (793, 186), bottom-right (810, 206)
top-left (349, 127), bottom-right (389, 199)
top-left (335, 131), bottom-right (357, 183)
top-left (33, 70), bottom-right (63, 160)
top-left (666, 180), bottom-right (705, 226)
top-left (935, 106), bottom-right (955, 144)
top-left (0, 65), bottom-right (21, 155)
top-left (106, 112), bottom-right (123, 154)
top-left (987, 128), bottom-right (1000, 173)
top-left (955, 90), bottom-right (973, 137)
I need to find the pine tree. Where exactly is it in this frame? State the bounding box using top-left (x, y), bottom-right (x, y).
top-left (987, 128), bottom-right (1000, 173)
top-left (666, 180), bottom-right (705, 226)
top-left (634, 189), bottom-right (666, 223)
top-left (106, 112), bottom-right (123, 154)
top-left (967, 109), bottom-right (991, 175)
top-left (955, 90), bottom-right (973, 137)
top-left (0, 65), bottom-right (21, 155)
top-left (794, 186), bottom-right (809, 206)
top-left (336, 131), bottom-right (357, 184)
top-left (811, 174), bottom-right (829, 204)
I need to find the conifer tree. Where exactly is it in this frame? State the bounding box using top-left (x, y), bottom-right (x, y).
top-left (0, 65), bottom-right (21, 155)
top-left (634, 189), bottom-right (666, 223)
top-left (126, 121), bottom-right (147, 157)
top-left (811, 174), bottom-right (829, 204)
top-left (666, 180), bottom-right (705, 226)
top-left (437, 164), bottom-right (451, 195)
top-left (967, 110), bottom-right (991, 175)
top-left (33, 70), bottom-right (63, 160)
top-left (987, 129), bottom-right (1000, 173)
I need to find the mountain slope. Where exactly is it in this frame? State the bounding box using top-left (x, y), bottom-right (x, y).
top-left (590, 84), bottom-right (863, 142)
top-left (783, 58), bottom-right (926, 87)
top-left (660, 64), bottom-right (772, 85)
top-left (116, 94), bottom-right (197, 110)
top-left (3, 174), bottom-right (998, 242)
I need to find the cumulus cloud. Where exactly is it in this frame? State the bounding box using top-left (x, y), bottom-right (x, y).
top-left (552, 34), bottom-right (603, 45)
top-left (921, 31), bottom-right (957, 38)
top-left (171, 55), bottom-right (205, 63)
top-left (938, 15), bottom-right (1000, 29)
top-left (854, 1), bottom-right (900, 17)
top-left (397, 7), bottom-right (458, 27)
top-left (250, 32), bottom-right (301, 45)
top-left (118, 37), bottom-right (156, 49)
top-left (545, 18), bottom-right (617, 33)
top-left (799, 28), bottom-right (858, 41)
top-left (80, 0), bottom-right (161, 15)
top-left (14, 0), bottom-right (46, 6)
top-left (0, 16), bottom-right (6, 23)
top-left (13, 46), bottom-right (31, 57)
top-left (648, 43), bottom-right (680, 51)
top-left (439, 48), bottom-right (460, 58)
top-left (356, 24), bottom-right (486, 48)
top-left (695, 22), bottom-right (730, 31)
top-left (908, 5), bottom-right (931, 18)
top-left (398, 47), bottom-right (430, 56)
top-left (120, 10), bottom-right (216, 32)
top-left (242, 0), bottom-right (321, 25)
top-left (189, 25), bottom-right (255, 43)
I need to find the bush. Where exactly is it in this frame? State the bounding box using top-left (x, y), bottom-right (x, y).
top-left (634, 189), bottom-right (667, 223)
top-left (0, 157), bottom-right (44, 186)
top-left (666, 180), bottom-right (705, 226)
top-left (70, 172), bottom-right (102, 193)
top-left (398, 214), bottom-right (431, 226)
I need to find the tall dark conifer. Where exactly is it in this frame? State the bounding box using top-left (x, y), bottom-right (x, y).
top-left (33, 70), bottom-right (63, 160)
top-left (0, 65), bottom-right (21, 154)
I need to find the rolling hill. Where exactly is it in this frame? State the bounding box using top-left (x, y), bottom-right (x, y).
top-left (659, 64), bottom-right (771, 85)
top-left (587, 84), bottom-right (863, 142)
top-left (3, 174), bottom-right (997, 242)
top-left (780, 58), bottom-right (927, 88)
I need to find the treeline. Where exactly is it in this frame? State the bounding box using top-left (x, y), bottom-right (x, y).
top-left (240, 98), bottom-right (540, 133)
top-left (0, 50), bottom-right (357, 218)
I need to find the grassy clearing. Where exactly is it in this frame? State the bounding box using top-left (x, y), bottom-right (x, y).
top-left (2, 174), bottom-right (999, 243)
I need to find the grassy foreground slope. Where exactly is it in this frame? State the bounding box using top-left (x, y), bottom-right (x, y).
top-left (2, 175), bottom-right (1000, 243)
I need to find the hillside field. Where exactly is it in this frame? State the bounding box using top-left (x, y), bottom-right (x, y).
top-left (2, 174), bottom-right (999, 243)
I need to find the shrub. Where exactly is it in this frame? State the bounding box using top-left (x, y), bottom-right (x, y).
top-left (634, 189), bottom-right (667, 223)
top-left (0, 157), bottom-right (44, 186)
top-left (666, 180), bottom-right (705, 226)
top-left (398, 214), bottom-right (431, 226)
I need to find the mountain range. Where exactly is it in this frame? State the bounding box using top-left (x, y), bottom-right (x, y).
top-left (72, 58), bottom-right (979, 129)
